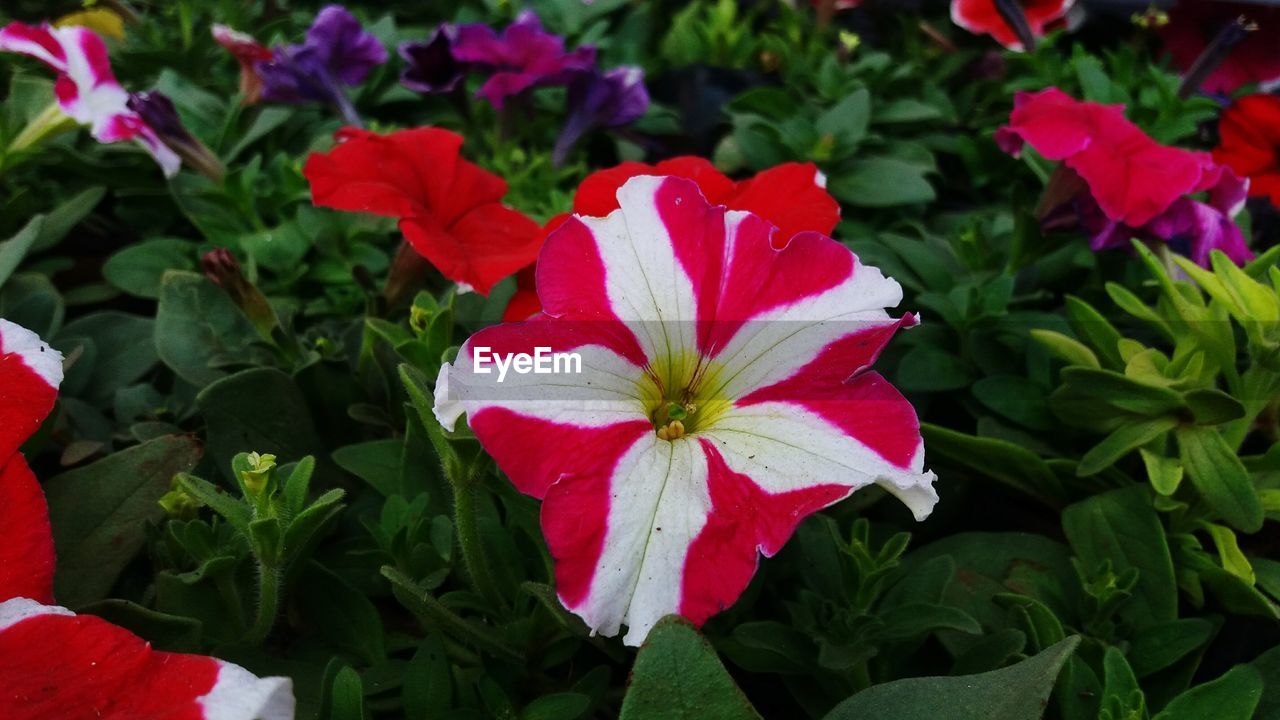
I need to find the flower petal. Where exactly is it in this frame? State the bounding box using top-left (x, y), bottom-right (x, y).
top-left (0, 319), bottom-right (63, 461)
top-left (0, 598), bottom-right (295, 720)
top-left (0, 457), bottom-right (56, 604)
top-left (727, 162), bottom-right (840, 240)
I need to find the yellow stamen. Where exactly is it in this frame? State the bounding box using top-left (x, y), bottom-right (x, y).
top-left (656, 420), bottom-right (685, 441)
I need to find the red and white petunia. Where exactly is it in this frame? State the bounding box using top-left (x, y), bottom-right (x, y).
top-left (0, 319), bottom-right (295, 720)
top-left (0, 22), bottom-right (180, 176)
top-left (951, 0), bottom-right (1076, 51)
top-left (434, 176), bottom-right (936, 645)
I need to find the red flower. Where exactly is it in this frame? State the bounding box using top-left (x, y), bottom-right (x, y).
top-left (950, 0), bottom-right (1076, 51)
top-left (1160, 3), bottom-right (1280, 95)
top-left (304, 127), bottom-right (543, 295)
top-left (1215, 94), bottom-right (1280, 206)
top-left (503, 157), bottom-right (840, 321)
top-left (0, 319), bottom-right (294, 720)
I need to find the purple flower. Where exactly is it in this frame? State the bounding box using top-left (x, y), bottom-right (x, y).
top-left (399, 26), bottom-right (463, 94)
top-left (127, 91), bottom-right (224, 180)
top-left (452, 10), bottom-right (595, 109)
top-left (553, 66), bottom-right (649, 166)
top-left (255, 5), bottom-right (386, 123)
top-left (1082, 165), bottom-right (1252, 266)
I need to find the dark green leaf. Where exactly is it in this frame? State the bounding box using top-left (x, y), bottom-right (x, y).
top-left (1176, 425), bottom-right (1264, 533)
top-left (620, 616), bottom-right (762, 720)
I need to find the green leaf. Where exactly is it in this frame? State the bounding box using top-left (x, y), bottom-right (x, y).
top-left (155, 270), bottom-right (258, 387)
top-left (0, 215), bottom-right (43, 290)
top-left (1176, 425), bottom-right (1264, 533)
top-left (1202, 522), bottom-right (1255, 584)
top-left (296, 563), bottom-right (386, 664)
top-left (332, 440), bottom-right (403, 496)
top-left (822, 637), bottom-right (1080, 720)
top-left (403, 635), bottom-right (452, 720)
top-left (45, 435), bottom-right (203, 607)
top-left (620, 616), bottom-right (763, 720)
top-left (30, 186), bottom-right (106, 252)
top-left (1078, 416), bottom-right (1177, 476)
top-left (1127, 618), bottom-right (1214, 677)
top-left (972, 376), bottom-right (1054, 430)
top-left (55, 312), bottom-right (158, 402)
top-left (1101, 646), bottom-right (1145, 720)
top-left (1152, 665), bottom-right (1262, 720)
top-left (1141, 449), bottom-right (1184, 496)
top-left (1064, 296), bottom-right (1125, 369)
top-left (1062, 485), bottom-right (1178, 627)
top-left (1056, 367), bottom-right (1186, 417)
top-left (196, 367), bottom-right (325, 479)
top-left (920, 424), bottom-right (1066, 505)
top-left (103, 238), bottom-right (198, 299)
top-left (1030, 329), bottom-right (1100, 369)
top-left (1183, 389), bottom-right (1246, 425)
top-left (828, 157), bottom-right (935, 207)
top-left (897, 345), bottom-right (971, 392)
top-left (520, 693), bottom-right (591, 720)
top-left (325, 666), bottom-right (367, 720)
top-left (816, 88), bottom-right (870, 146)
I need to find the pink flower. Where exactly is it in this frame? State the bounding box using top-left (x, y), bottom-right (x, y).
top-left (0, 319), bottom-right (295, 719)
top-left (997, 87), bottom-right (1251, 265)
top-left (0, 22), bottom-right (180, 176)
top-left (433, 176), bottom-right (936, 645)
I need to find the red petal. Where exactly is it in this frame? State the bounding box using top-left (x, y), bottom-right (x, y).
top-left (727, 162), bottom-right (840, 240)
top-left (573, 157), bottom-right (735, 218)
top-left (951, 0), bottom-right (1075, 50)
top-left (400, 203), bottom-right (542, 296)
top-left (0, 600), bottom-right (294, 719)
top-left (0, 320), bottom-right (62, 462)
top-left (0, 457), bottom-right (55, 604)
top-left (1215, 94), bottom-right (1280, 205)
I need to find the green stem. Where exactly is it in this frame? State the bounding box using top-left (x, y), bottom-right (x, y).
top-left (450, 469), bottom-right (509, 611)
top-left (385, 568), bottom-right (523, 663)
top-left (244, 562), bottom-right (281, 645)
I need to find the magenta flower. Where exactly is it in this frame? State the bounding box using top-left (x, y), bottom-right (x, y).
top-left (0, 22), bottom-right (180, 176)
top-left (553, 66), bottom-right (650, 165)
top-left (433, 175), bottom-right (936, 645)
top-left (452, 11), bottom-right (596, 109)
top-left (997, 87), bottom-right (1251, 266)
top-left (254, 5), bottom-right (387, 122)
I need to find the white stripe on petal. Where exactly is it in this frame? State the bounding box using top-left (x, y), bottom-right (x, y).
top-left (0, 318), bottom-right (64, 390)
top-left (569, 436), bottom-right (712, 646)
top-left (0, 597), bottom-right (74, 632)
top-left (200, 661), bottom-right (296, 720)
top-left (701, 400), bottom-right (936, 516)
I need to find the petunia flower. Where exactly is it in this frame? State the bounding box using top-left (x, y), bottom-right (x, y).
top-left (0, 22), bottom-right (180, 176)
top-left (127, 91), bottom-right (224, 180)
top-left (451, 10), bottom-right (596, 109)
top-left (552, 66), bottom-right (650, 166)
top-left (1160, 2), bottom-right (1280, 96)
top-left (211, 24), bottom-right (273, 104)
top-left (997, 87), bottom-right (1251, 265)
top-left (0, 318), bottom-right (296, 719)
top-left (504, 157), bottom-right (841, 322)
top-left (398, 25), bottom-right (465, 95)
top-left (303, 127), bottom-right (542, 295)
top-left (951, 0), bottom-right (1076, 51)
top-left (434, 175), bottom-right (936, 645)
top-left (1214, 93), bottom-right (1280, 206)
top-left (252, 5), bottom-right (387, 124)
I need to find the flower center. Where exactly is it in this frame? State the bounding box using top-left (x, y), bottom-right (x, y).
top-left (640, 350), bottom-right (730, 441)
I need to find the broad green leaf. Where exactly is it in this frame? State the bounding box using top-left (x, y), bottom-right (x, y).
top-left (816, 88), bottom-right (870, 146)
top-left (296, 563), bottom-right (386, 664)
top-left (520, 694), bottom-right (591, 720)
top-left (1064, 295), bottom-right (1125, 368)
top-left (1127, 618), bottom-right (1214, 678)
top-left (620, 616), bottom-right (762, 720)
top-left (921, 424), bottom-right (1066, 505)
top-left (828, 157), bottom-right (935, 207)
top-left (972, 376), bottom-right (1054, 430)
top-left (1141, 449), bottom-right (1184, 496)
top-left (1176, 425), bottom-right (1264, 533)
top-left (1152, 665), bottom-right (1262, 720)
top-left (1101, 646), bottom-right (1145, 720)
top-left (55, 312), bottom-right (157, 402)
top-left (45, 435), bottom-right (203, 607)
top-left (897, 345), bottom-right (971, 392)
top-left (325, 666), bottom-right (367, 720)
top-left (822, 636), bottom-right (1080, 720)
top-left (1183, 389), bottom-right (1246, 425)
top-left (196, 367), bottom-right (325, 480)
top-left (1062, 486), bottom-right (1177, 626)
top-left (1056, 367), bottom-right (1185, 417)
top-left (1201, 523), bottom-right (1255, 584)
top-left (103, 238), bottom-right (198, 299)
top-left (155, 270), bottom-right (259, 387)
top-left (30, 186), bottom-right (106, 252)
top-left (332, 439), bottom-right (403, 496)
top-left (403, 635), bottom-right (452, 720)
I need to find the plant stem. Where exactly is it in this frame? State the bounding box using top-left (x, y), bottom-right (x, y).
top-left (244, 562), bottom-right (281, 645)
top-left (449, 468), bottom-right (509, 611)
